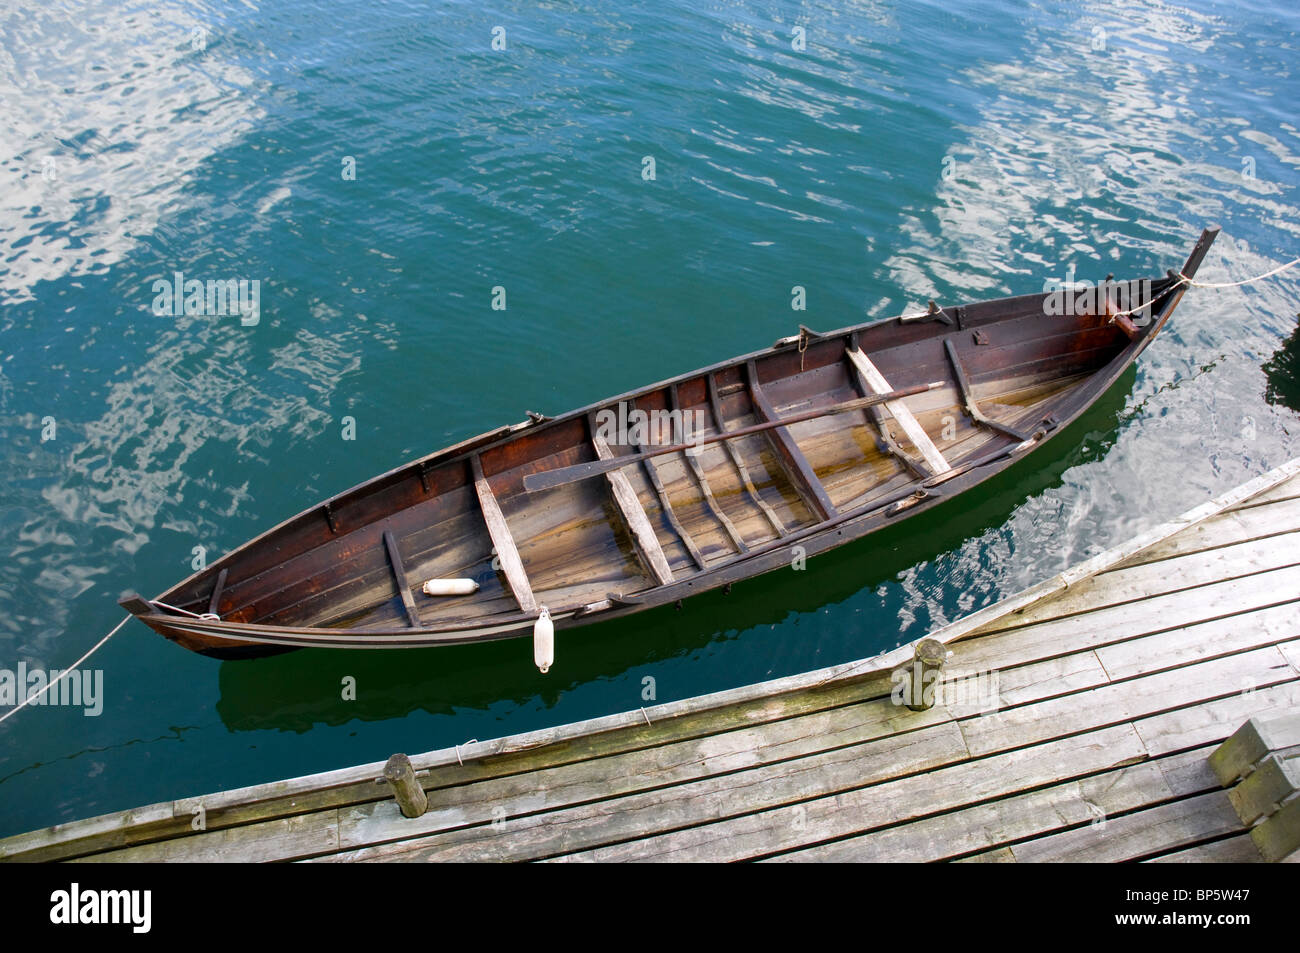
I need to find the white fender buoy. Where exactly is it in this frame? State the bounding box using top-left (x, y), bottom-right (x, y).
top-left (421, 578), bottom-right (480, 596)
top-left (534, 606), bottom-right (554, 674)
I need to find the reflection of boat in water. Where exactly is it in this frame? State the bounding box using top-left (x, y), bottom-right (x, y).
top-left (123, 229), bottom-right (1220, 661)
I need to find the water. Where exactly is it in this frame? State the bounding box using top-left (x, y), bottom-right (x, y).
top-left (1, 0), bottom-right (1298, 837)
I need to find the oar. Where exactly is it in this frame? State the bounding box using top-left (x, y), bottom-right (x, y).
top-left (523, 381), bottom-right (945, 493)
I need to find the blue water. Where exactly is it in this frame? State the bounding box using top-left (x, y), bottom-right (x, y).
top-left (1, 0), bottom-right (1298, 837)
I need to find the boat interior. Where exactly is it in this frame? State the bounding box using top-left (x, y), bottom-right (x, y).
top-left (157, 285), bottom-right (1164, 636)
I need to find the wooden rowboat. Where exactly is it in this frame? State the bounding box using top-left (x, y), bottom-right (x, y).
top-left (121, 229), bottom-right (1219, 661)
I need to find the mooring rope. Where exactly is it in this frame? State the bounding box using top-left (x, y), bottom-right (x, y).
top-left (0, 614), bottom-right (130, 726)
top-left (1183, 255), bottom-right (1300, 289)
top-left (149, 599), bottom-right (219, 621)
top-left (1108, 254), bottom-right (1300, 318)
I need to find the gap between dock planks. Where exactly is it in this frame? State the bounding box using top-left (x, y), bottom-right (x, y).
top-left (3, 457), bottom-right (1300, 863)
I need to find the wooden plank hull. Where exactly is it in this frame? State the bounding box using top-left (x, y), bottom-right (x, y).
top-left (121, 230), bottom-right (1220, 658)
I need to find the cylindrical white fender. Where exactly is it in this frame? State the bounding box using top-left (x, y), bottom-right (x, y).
top-left (534, 607), bottom-right (554, 674)
top-left (421, 578), bottom-right (480, 596)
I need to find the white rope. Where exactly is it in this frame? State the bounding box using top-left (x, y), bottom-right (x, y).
top-left (1182, 255), bottom-right (1300, 289)
top-left (1105, 254), bottom-right (1300, 318)
top-left (0, 614), bottom-right (130, 726)
top-left (150, 599), bottom-right (219, 621)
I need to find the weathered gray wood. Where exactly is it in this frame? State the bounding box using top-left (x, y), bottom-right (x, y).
top-left (1229, 753), bottom-right (1300, 825)
top-left (1146, 834), bottom-right (1263, 863)
top-left (471, 455), bottom-right (537, 615)
top-left (669, 383), bottom-right (749, 554)
top-left (335, 721), bottom-right (972, 862)
top-left (977, 790), bottom-right (1244, 863)
top-left (1136, 682), bottom-right (1300, 758)
top-left (959, 573), bottom-right (1300, 676)
top-left (895, 638), bottom-right (948, 712)
top-left (1111, 496), bottom-right (1300, 569)
top-left (1229, 478), bottom-right (1300, 511)
top-left (1208, 710), bottom-right (1300, 785)
top-left (1280, 639), bottom-right (1300, 674)
top-left (845, 345), bottom-right (949, 475)
top-left (993, 536), bottom-right (1300, 633)
top-left (2, 665), bottom-right (913, 862)
top-left (960, 646), bottom-right (1295, 759)
top-left (1095, 615), bottom-right (1300, 683)
top-left (565, 725), bottom-right (1150, 864)
top-left (745, 361), bottom-right (837, 521)
top-left (73, 810), bottom-right (342, 863)
top-left (769, 749), bottom-right (1206, 864)
top-left (382, 754), bottom-right (428, 819)
top-left (705, 372), bottom-right (788, 537)
top-left (1250, 795), bottom-right (1300, 862)
top-left (590, 428), bottom-right (675, 586)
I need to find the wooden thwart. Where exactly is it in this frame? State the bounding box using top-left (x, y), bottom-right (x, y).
top-left (944, 339), bottom-right (1036, 442)
top-left (745, 361), bottom-right (837, 521)
top-left (523, 381), bottom-right (938, 493)
top-left (845, 345), bottom-right (950, 476)
top-left (382, 530), bottom-right (421, 628)
top-left (471, 455), bottom-right (538, 615)
top-left (848, 332), bottom-right (929, 479)
top-left (590, 422), bottom-right (676, 587)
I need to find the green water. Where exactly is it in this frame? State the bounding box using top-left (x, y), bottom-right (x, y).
top-left (2, 0), bottom-right (1298, 836)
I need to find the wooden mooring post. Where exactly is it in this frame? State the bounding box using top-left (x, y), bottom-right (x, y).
top-left (382, 753), bottom-right (428, 819)
top-left (894, 637), bottom-right (949, 712)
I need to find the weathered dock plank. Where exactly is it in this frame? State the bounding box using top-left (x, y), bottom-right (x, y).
top-left (767, 748), bottom-right (1213, 864)
top-left (971, 790), bottom-right (1244, 863)
top-left (1111, 494), bottom-right (1300, 568)
top-left (1147, 834), bottom-right (1263, 864)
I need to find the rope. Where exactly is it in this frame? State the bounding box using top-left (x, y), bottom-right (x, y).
top-left (1182, 255), bottom-right (1300, 288)
top-left (150, 599), bottom-right (219, 621)
top-left (0, 614), bottom-right (130, 726)
top-left (1106, 254), bottom-right (1300, 318)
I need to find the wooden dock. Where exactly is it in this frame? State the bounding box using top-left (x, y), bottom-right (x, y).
top-left (4, 457), bottom-right (1300, 863)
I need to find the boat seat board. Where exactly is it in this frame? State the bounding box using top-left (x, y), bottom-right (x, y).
top-left (745, 361), bottom-right (838, 521)
top-left (590, 426), bottom-right (676, 587)
top-left (472, 455), bottom-right (539, 615)
top-left (845, 345), bottom-right (951, 476)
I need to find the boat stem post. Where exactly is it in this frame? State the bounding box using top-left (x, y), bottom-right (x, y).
top-left (381, 753), bottom-right (428, 818)
top-left (898, 638), bottom-right (948, 712)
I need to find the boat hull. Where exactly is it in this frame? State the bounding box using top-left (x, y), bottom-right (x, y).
top-left (122, 230), bottom-right (1220, 659)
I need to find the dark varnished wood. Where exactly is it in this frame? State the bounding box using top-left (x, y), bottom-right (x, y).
top-left (382, 530), bottom-right (421, 628)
